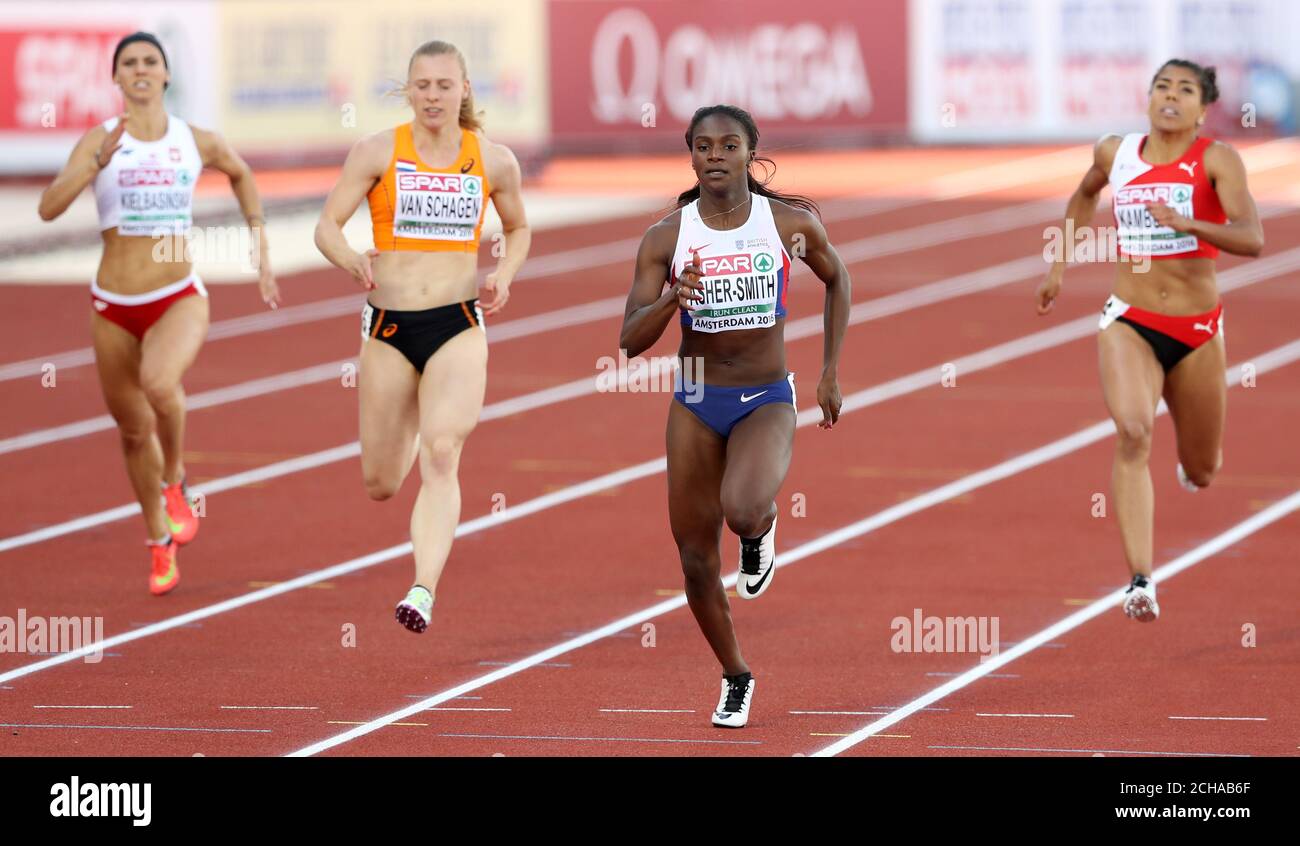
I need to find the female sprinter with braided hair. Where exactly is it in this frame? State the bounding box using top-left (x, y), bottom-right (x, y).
top-left (619, 105), bottom-right (851, 727)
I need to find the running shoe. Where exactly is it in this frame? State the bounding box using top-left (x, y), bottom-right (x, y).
top-left (1176, 463), bottom-right (1201, 493)
top-left (163, 477), bottom-right (200, 545)
top-left (395, 585), bottom-right (434, 633)
top-left (1122, 574), bottom-right (1159, 622)
top-left (737, 514), bottom-right (776, 600)
top-left (712, 672), bottom-right (755, 728)
top-left (148, 536), bottom-right (180, 596)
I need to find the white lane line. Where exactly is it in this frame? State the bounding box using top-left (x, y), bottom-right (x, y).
top-left (0, 251), bottom-right (1065, 547)
top-left (0, 201), bottom-right (1064, 457)
top-left (437, 733), bottom-right (760, 746)
top-left (600, 708), bottom-right (696, 714)
top-left (32, 704), bottom-right (132, 709)
top-left (928, 744), bottom-right (1250, 758)
top-left (288, 343), bottom-right (1300, 757)
top-left (0, 722), bottom-right (270, 733)
top-left (1168, 716), bottom-right (1268, 722)
top-left (7, 139), bottom-right (1292, 386)
top-left (218, 705), bottom-right (319, 711)
top-left (6, 322), bottom-right (1299, 701)
top-left (813, 488), bottom-right (1300, 757)
top-left (789, 710), bottom-right (888, 716)
top-left (975, 713), bottom-right (1075, 718)
top-left (9, 240), bottom-right (1298, 554)
top-left (426, 707), bottom-right (512, 712)
top-left (0, 148), bottom-right (1097, 384)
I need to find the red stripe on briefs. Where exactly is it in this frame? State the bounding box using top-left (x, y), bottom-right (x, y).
top-left (370, 308), bottom-right (387, 338)
top-left (1120, 302), bottom-right (1223, 349)
top-left (460, 301), bottom-right (476, 327)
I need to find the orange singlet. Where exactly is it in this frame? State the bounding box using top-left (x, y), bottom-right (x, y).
top-left (367, 124), bottom-right (491, 253)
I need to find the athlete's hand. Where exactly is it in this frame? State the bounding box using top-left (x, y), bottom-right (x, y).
top-left (674, 249), bottom-right (706, 311)
top-left (96, 115), bottom-right (128, 169)
top-left (481, 271), bottom-right (511, 316)
top-left (1036, 265), bottom-right (1064, 315)
top-left (256, 253), bottom-right (281, 310)
top-left (817, 372), bottom-right (842, 430)
top-left (1146, 202), bottom-right (1191, 232)
top-left (347, 248), bottom-right (379, 291)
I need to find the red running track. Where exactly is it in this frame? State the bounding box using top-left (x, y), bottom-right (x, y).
top-left (2, 158), bottom-right (1299, 757)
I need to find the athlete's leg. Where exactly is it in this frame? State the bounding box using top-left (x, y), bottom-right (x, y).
top-left (667, 401), bottom-right (747, 675)
top-left (139, 294), bottom-right (209, 485)
top-left (358, 338), bottom-right (421, 501)
top-left (410, 327), bottom-right (488, 596)
top-left (1163, 332), bottom-right (1227, 488)
top-left (92, 313), bottom-right (167, 540)
top-left (1098, 322), bottom-right (1166, 577)
top-left (720, 403), bottom-right (796, 540)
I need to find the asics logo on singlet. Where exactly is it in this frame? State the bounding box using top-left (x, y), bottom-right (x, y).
top-left (460, 158), bottom-right (475, 174)
top-left (1193, 320), bottom-right (1215, 334)
top-left (1179, 162), bottom-right (1198, 178)
top-left (740, 390), bottom-right (768, 403)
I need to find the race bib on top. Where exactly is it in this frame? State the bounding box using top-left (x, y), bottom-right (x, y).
top-left (1113, 182), bottom-right (1199, 255)
top-left (394, 172), bottom-right (484, 241)
top-left (688, 250), bottom-right (781, 333)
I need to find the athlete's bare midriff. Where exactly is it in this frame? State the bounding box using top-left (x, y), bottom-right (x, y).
top-left (1114, 256), bottom-right (1218, 314)
top-left (96, 230), bottom-right (193, 294)
top-left (369, 250), bottom-right (478, 310)
top-left (678, 321), bottom-right (787, 387)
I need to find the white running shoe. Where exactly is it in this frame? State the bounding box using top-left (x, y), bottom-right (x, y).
top-left (711, 673), bottom-right (755, 728)
top-left (1122, 575), bottom-right (1159, 622)
top-left (395, 585), bottom-right (434, 633)
top-left (1176, 463), bottom-right (1201, 493)
top-left (737, 515), bottom-right (776, 600)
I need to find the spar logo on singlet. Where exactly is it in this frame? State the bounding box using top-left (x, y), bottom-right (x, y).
top-left (688, 251), bottom-right (781, 333)
top-left (118, 168), bottom-right (175, 187)
top-left (1114, 182), bottom-right (1198, 255)
top-left (395, 172), bottom-right (484, 241)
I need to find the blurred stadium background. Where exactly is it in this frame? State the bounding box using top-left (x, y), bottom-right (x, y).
top-left (1, 0), bottom-right (1296, 275)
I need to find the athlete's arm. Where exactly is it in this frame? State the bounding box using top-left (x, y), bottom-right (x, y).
top-left (1147, 142), bottom-right (1264, 257)
top-left (482, 139), bottom-right (530, 316)
top-left (314, 132), bottom-right (389, 291)
top-left (1037, 134), bottom-right (1119, 315)
top-left (194, 126), bottom-right (280, 308)
top-left (619, 217), bottom-right (702, 358)
top-left (37, 122), bottom-right (120, 221)
top-left (777, 205), bottom-right (849, 429)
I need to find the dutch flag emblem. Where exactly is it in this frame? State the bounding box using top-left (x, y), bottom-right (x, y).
top-left (395, 159), bottom-right (418, 173)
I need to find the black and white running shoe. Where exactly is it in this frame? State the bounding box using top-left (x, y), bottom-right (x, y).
top-left (1122, 574), bottom-right (1159, 622)
top-left (711, 672), bottom-right (755, 728)
top-left (737, 515), bottom-right (776, 600)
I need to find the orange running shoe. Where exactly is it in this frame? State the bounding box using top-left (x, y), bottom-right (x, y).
top-left (148, 538), bottom-right (180, 596)
top-left (163, 478), bottom-right (199, 545)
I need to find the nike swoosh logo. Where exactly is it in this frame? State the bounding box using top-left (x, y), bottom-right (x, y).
top-left (165, 515), bottom-right (185, 533)
top-left (742, 564), bottom-right (773, 595)
top-left (740, 391), bottom-right (768, 403)
top-left (687, 243), bottom-right (710, 254)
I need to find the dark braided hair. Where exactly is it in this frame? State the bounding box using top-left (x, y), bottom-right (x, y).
top-left (1151, 59), bottom-right (1219, 105)
top-left (674, 104), bottom-right (820, 217)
